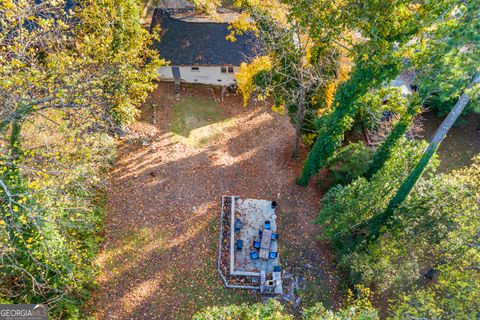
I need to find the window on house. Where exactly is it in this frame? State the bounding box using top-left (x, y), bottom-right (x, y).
top-left (191, 67), bottom-right (200, 72)
top-left (221, 66), bottom-right (235, 74)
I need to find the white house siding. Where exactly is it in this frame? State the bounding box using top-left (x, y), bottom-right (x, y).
top-left (158, 66), bottom-right (239, 86)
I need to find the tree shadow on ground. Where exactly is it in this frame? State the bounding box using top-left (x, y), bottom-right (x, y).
top-left (93, 83), bottom-right (341, 320)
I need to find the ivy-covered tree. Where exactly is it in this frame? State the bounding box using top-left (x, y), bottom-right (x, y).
top-left (297, 0), bottom-right (477, 185)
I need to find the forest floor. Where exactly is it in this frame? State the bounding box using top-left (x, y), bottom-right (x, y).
top-left (92, 82), bottom-right (340, 319)
top-left (421, 111), bottom-right (480, 172)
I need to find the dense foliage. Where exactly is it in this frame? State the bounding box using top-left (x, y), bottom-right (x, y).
top-left (298, 0), bottom-right (479, 184)
top-left (364, 98), bottom-right (420, 180)
top-left (412, 2), bottom-right (480, 116)
top-left (0, 0), bottom-right (160, 317)
top-left (194, 293), bottom-right (378, 320)
top-left (318, 139), bottom-right (479, 315)
top-left (326, 142), bottom-right (373, 186)
top-left (389, 158), bottom-right (480, 319)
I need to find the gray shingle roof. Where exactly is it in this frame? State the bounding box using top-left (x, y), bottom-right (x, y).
top-left (150, 9), bottom-right (261, 66)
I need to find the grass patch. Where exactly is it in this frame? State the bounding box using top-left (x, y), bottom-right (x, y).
top-left (169, 97), bottom-right (233, 147)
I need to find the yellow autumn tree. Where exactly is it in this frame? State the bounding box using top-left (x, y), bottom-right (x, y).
top-left (0, 0), bottom-right (160, 317)
top-left (235, 56), bottom-right (272, 106)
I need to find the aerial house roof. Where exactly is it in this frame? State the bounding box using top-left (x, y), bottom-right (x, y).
top-left (150, 8), bottom-right (261, 66)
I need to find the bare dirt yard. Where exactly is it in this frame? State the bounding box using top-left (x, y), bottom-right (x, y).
top-left (93, 83), bottom-right (339, 319)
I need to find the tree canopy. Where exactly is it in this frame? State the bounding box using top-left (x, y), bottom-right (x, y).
top-left (194, 293), bottom-right (379, 320)
top-left (0, 0), bottom-right (160, 316)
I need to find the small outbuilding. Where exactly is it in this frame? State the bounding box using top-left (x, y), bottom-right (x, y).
top-left (150, 8), bottom-right (260, 86)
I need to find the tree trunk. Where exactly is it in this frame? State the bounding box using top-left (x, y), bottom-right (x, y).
top-left (292, 84), bottom-right (306, 159)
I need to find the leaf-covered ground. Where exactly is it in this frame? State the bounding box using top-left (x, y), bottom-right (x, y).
top-left (93, 83), bottom-right (340, 319)
top-left (421, 111), bottom-right (480, 172)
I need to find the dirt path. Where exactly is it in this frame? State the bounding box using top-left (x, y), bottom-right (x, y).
top-left (93, 83), bottom-right (339, 319)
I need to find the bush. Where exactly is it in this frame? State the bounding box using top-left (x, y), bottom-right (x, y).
top-left (193, 299), bottom-right (293, 320)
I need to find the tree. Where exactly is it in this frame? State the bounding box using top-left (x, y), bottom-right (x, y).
top-left (0, 0), bottom-right (160, 315)
top-left (296, 57), bottom-right (400, 185)
top-left (412, 1), bottom-right (480, 116)
top-left (233, 0), bottom-right (341, 158)
top-left (0, 0), bottom-right (161, 132)
top-left (368, 71), bottom-right (480, 241)
top-left (297, 0), bottom-right (475, 185)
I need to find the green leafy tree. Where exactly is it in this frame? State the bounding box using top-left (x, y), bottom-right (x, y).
top-left (0, 0), bottom-right (160, 316)
top-left (327, 142), bottom-right (373, 186)
top-left (194, 291), bottom-right (379, 319)
top-left (412, 1), bottom-right (480, 116)
top-left (297, 0), bottom-right (477, 185)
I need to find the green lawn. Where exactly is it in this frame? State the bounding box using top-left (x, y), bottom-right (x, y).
top-left (169, 97), bottom-right (233, 147)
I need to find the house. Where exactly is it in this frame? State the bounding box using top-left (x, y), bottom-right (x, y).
top-left (150, 8), bottom-right (260, 86)
top-left (389, 70), bottom-right (416, 97)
